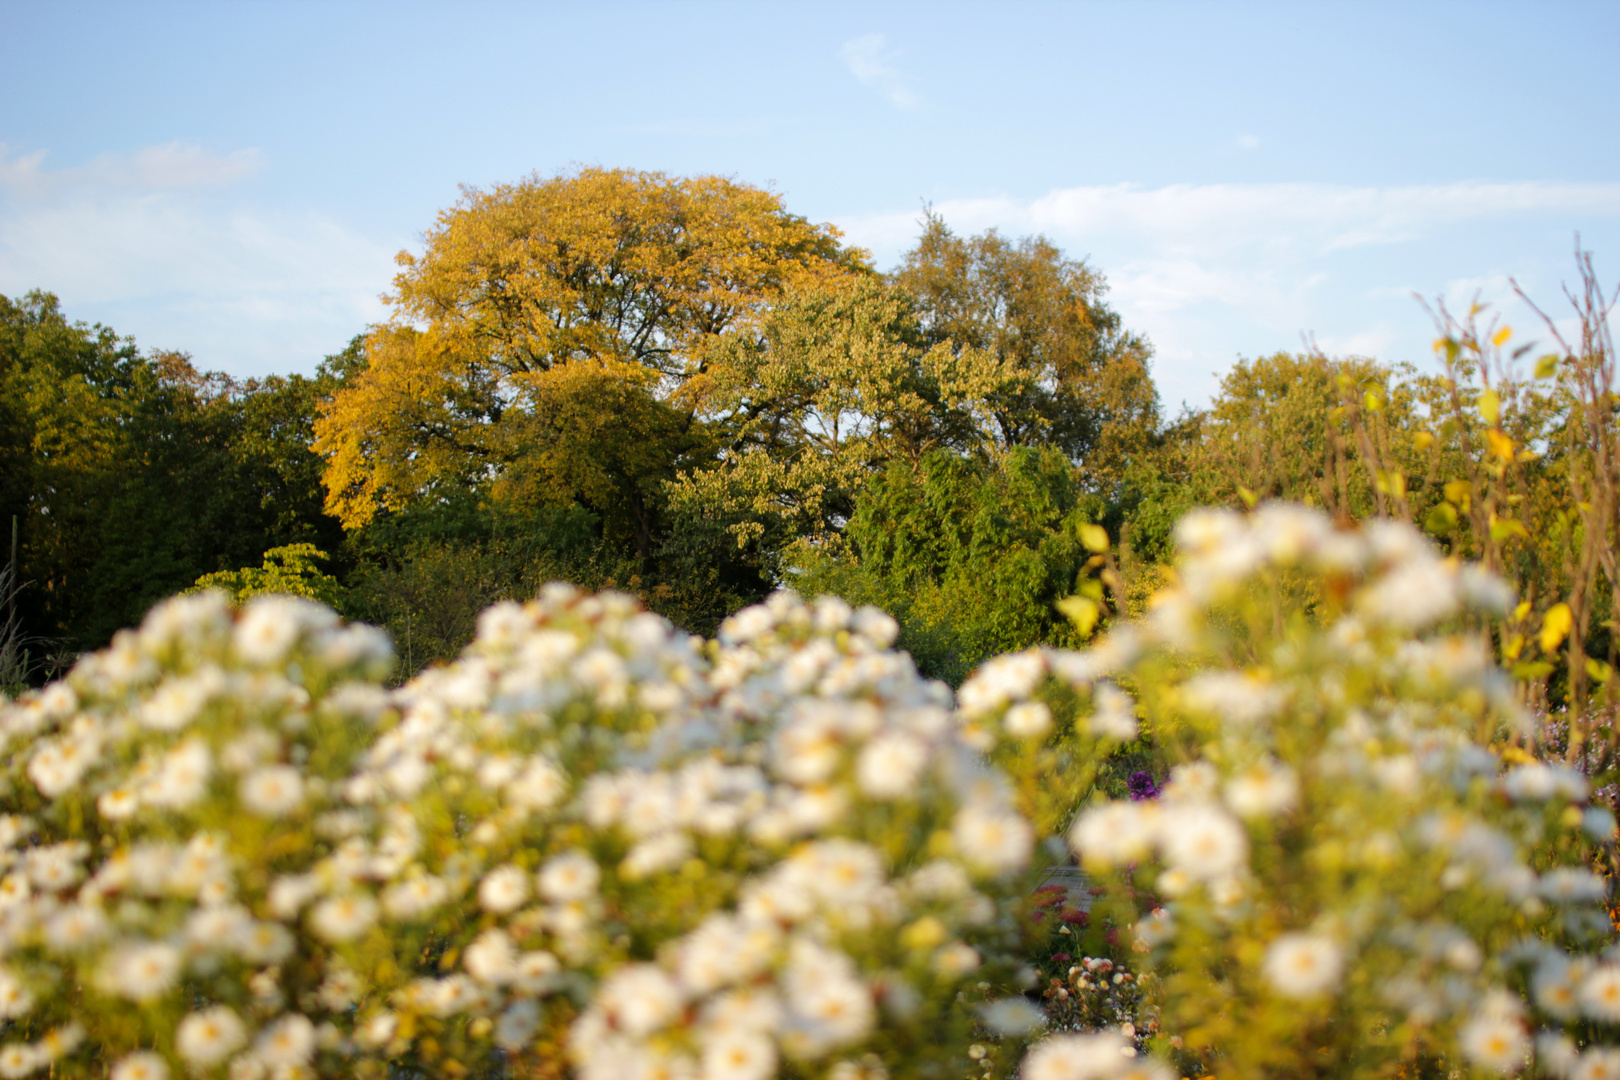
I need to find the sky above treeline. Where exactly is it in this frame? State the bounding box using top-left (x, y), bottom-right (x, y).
top-left (2, 0), bottom-right (1617, 410)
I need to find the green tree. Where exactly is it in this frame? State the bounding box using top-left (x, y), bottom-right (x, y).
top-left (798, 446), bottom-right (1113, 684)
top-left (892, 212), bottom-right (1160, 487)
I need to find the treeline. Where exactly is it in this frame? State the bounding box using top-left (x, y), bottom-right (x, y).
top-left (2, 167), bottom-right (1615, 736)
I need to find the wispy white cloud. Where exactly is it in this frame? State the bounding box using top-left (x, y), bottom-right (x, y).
top-left (836, 180), bottom-right (1620, 406)
top-left (0, 142), bottom-right (265, 197)
top-left (839, 34), bottom-right (918, 110)
top-left (0, 143), bottom-right (398, 376)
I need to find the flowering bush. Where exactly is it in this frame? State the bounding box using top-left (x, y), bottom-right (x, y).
top-left (1045, 504), bottom-right (1616, 1079)
top-left (0, 583), bottom-right (1124, 1080)
top-left (0, 502), bottom-right (1612, 1080)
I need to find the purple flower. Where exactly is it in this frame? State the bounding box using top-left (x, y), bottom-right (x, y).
top-left (1127, 770), bottom-right (1162, 801)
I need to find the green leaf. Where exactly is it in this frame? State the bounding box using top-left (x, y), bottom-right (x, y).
top-left (1534, 353), bottom-right (1560, 379)
top-left (1423, 503), bottom-right (1458, 534)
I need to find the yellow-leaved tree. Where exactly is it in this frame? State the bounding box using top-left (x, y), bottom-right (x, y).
top-left (313, 167), bottom-right (864, 566)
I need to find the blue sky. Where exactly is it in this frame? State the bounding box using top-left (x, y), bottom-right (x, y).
top-left (2, 0), bottom-right (1617, 410)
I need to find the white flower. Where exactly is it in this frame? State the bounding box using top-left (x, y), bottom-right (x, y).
top-left (621, 833), bottom-right (693, 880)
top-left (1570, 1048), bottom-right (1620, 1080)
top-left (507, 757), bottom-right (567, 810)
top-left (176, 1006), bottom-right (248, 1068)
top-left (1070, 802), bottom-right (1159, 867)
top-left (494, 999), bottom-right (541, 1049)
top-left (1581, 963), bottom-right (1620, 1022)
top-left (240, 765), bottom-right (305, 817)
top-left (235, 595), bottom-right (335, 665)
top-left (0, 1044), bottom-right (38, 1080)
top-left (855, 732), bottom-right (928, 799)
top-left (1262, 933), bottom-right (1343, 998)
top-left (255, 1014), bottom-right (316, 1066)
top-left (598, 964), bottom-right (683, 1038)
top-left (1536, 1032), bottom-right (1580, 1080)
top-left (236, 921), bottom-right (295, 964)
top-left (310, 894), bottom-right (379, 943)
top-left (1021, 1032), bottom-right (1132, 1080)
top-left (464, 929), bottom-right (516, 986)
top-left (43, 904), bottom-right (109, 953)
top-left (383, 876), bottom-right (450, 920)
top-left (1533, 955), bottom-right (1583, 1019)
top-left (111, 1052), bottom-right (169, 1080)
top-left (513, 950), bottom-right (562, 995)
top-left (1181, 672), bottom-right (1285, 725)
top-left (0, 972), bottom-right (30, 1019)
top-left (1223, 760), bottom-right (1298, 819)
top-left (140, 668), bottom-right (223, 731)
top-left (701, 1027), bottom-right (777, 1080)
top-left (106, 941), bottom-right (182, 1001)
top-left (1004, 701), bottom-right (1053, 739)
top-left (1161, 803), bottom-right (1248, 881)
top-left (538, 851), bottom-right (599, 903)
top-left (1089, 684), bottom-right (1138, 741)
top-left (1459, 1008), bottom-right (1527, 1074)
top-left (980, 997), bottom-right (1046, 1035)
top-left (952, 803), bottom-right (1032, 876)
top-left (1541, 869), bottom-right (1607, 905)
top-left (478, 864), bottom-right (530, 913)
top-left (146, 739), bottom-right (213, 809)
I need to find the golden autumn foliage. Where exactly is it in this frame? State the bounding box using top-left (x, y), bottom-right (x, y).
top-left (313, 167), bottom-right (864, 538)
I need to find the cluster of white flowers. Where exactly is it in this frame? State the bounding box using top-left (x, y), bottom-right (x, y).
top-left (0, 581), bottom-right (1061, 1080)
top-left (1023, 504), bottom-right (1617, 1079)
top-left (0, 591), bottom-right (393, 1080)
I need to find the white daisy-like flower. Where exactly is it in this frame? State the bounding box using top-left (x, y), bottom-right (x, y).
top-left (240, 765), bottom-right (305, 817)
top-left (176, 1006), bottom-right (248, 1068)
top-left (1223, 759), bottom-right (1299, 819)
top-left (110, 1052), bottom-right (168, 1080)
top-left (0, 1044), bottom-right (38, 1080)
top-left (1459, 1007), bottom-right (1527, 1074)
top-left (1020, 1031), bottom-right (1132, 1080)
top-left (1581, 963), bottom-right (1620, 1022)
top-left (598, 964), bottom-right (684, 1038)
top-left (701, 1026), bottom-right (777, 1080)
top-left (1161, 803), bottom-right (1248, 881)
top-left (478, 864), bottom-right (530, 913)
top-left (255, 1014), bottom-right (316, 1066)
top-left (310, 894), bottom-right (379, 943)
top-left (494, 999), bottom-right (541, 1049)
top-left (952, 803), bottom-right (1032, 876)
top-left (1070, 801), bottom-right (1159, 867)
top-left (538, 851), bottom-right (599, 903)
top-left (0, 972), bottom-right (30, 1019)
top-left (979, 997), bottom-right (1046, 1035)
top-left (854, 732), bottom-right (928, 800)
top-left (1262, 933), bottom-right (1344, 998)
top-left (464, 929), bottom-right (516, 986)
top-left (106, 941), bottom-right (182, 1002)
top-left (382, 875), bottom-right (450, 920)
top-left (1003, 701), bottom-right (1053, 739)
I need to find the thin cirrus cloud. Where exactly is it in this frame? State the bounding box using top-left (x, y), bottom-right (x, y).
top-left (836, 179), bottom-right (1620, 406)
top-left (839, 34), bottom-right (919, 110)
top-left (0, 142), bottom-right (399, 376)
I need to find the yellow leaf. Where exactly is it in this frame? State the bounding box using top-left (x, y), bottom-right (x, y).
top-left (1539, 603), bottom-right (1573, 654)
top-left (1535, 353), bottom-right (1560, 379)
top-left (1486, 429), bottom-right (1516, 461)
top-left (1512, 600), bottom-right (1531, 623)
top-left (1363, 390), bottom-right (1382, 412)
top-left (1443, 479), bottom-right (1471, 505)
top-left (1057, 595), bottom-right (1101, 639)
top-left (1477, 389), bottom-right (1501, 425)
top-left (1236, 485), bottom-right (1258, 509)
top-left (1077, 522), bottom-right (1110, 553)
top-left (1489, 515), bottom-right (1529, 542)
top-left (1502, 633), bottom-right (1524, 661)
top-left (1491, 326), bottom-right (1512, 347)
top-left (1413, 430), bottom-right (1435, 452)
top-left (1588, 658), bottom-right (1614, 684)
